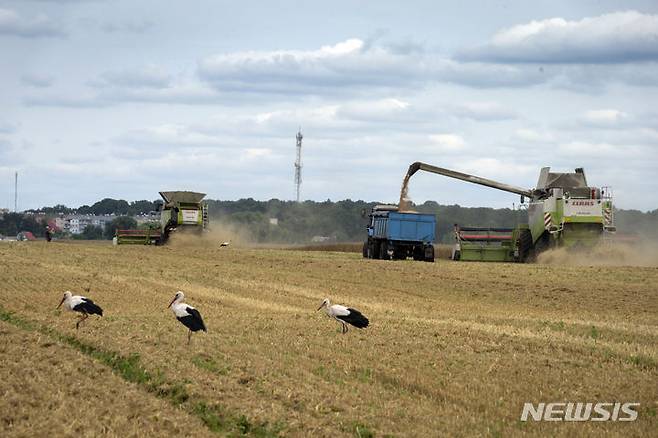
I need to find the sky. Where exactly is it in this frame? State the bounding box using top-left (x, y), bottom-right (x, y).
top-left (1, 0), bottom-right (657, 211)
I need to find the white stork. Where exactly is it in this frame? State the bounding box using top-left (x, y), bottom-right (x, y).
top-left (168, 291), bottom-right (206, 344)
top-left (317, 298), bottom-right (369, 334)
top-left (56, 290), bottom-right (104, 329)
top-left (220, 240), bottom-right (231, 247)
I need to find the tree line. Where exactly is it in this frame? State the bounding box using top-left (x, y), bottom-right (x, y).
top-left (208, 198), bottom-right (657, 243)
top-left (3, 197), bottom-right (657, 242)
top-left (28, 198), bottom-right (163, 216)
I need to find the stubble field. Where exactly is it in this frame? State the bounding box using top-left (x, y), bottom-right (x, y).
top-left (0, 241), bottom-right (656, 437)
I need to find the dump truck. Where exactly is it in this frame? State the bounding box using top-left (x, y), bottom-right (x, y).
top-left (363, 205), bottom-right (436, 262)
top-left (402, 162), bottom-right (615, 262)
top-left (116, 191), bottom-right (208, 245)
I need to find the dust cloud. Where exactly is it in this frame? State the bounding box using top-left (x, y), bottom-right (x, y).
top-left (537, 241), bottom-right (658, 267)
top-left (167, 221), bottom-right (254, 248)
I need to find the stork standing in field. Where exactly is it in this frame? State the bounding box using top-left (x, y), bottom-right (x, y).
top-left (220, 240), bottom-right (231, 247)
top-left (168, 291), bottom-right (206, 344)
top-left (317, 298), bottom-right (369, 334)
top-left (56, 291), bottom-right (104, 329)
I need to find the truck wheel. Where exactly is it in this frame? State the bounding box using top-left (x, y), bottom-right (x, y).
top-left (424, 245), bottom-right (435, 262)
top-left (372, 241), bottom-right (380, 259)
top-left (380, 242), bottom-right (390, 260)
top-left (362, 241), bottom-right (368, 258)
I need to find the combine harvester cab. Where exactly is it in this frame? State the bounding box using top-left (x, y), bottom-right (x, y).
top-left (363, 205), bottom-right (436, 262)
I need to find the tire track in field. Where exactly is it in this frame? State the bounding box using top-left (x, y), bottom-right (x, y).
top-left (24, 257), bottom-right (658, 371)
top-left (0, 306), bottom-right (284, 437)
top-left (401, 315), bottom-right (657, 370)
top-left (0, 321), bottom-right (213, 438)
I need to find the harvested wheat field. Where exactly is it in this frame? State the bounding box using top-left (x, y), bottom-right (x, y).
top-left (1, 241), bottom-right (657, 437)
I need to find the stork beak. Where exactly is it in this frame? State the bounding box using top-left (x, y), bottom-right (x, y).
top-left (56, 296), bottom-right (65, 309)
top-left (167, 296), bottom-right (176, 309)
top-left (317, 303), bottom-right (324, 311)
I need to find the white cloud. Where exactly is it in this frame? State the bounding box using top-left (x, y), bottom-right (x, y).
top-left (583, 109), bottom-right (630, 126)
top-left (428, 134), bottom-right (466, 152)
top-left (336, 98), bottom-right (410, 121)
top-left (0, 120), bottom-right (18, 134)
top-left (557, 140), bottom-right (646, 158)
top-left (514, 128), bottom-right (554, 143)
top-left (23, 93), bottom-right (112, 108)
top-left (25, 78), bottom-right (220, 107)
top-left (101, 20), bottom-right (153, 34)
top-left (118, 124), bottom-right (226, 147)
top-left (454, 158), bottom-right (536, 182)
top-left (91, 66), bottom-right (173, 89)
top-left (244, 148), bottom-right (272, 159)
top-left (197, 38), bottom-right (550, 96)
top-left (452, 101), bottom-right (517, 121)
top-left (459, 11), bottom-right (658, 64)
top-left (197, 38), bottom-right (374, 94)
top-left (0, 8), bottom-right (66, 38)
top-left (637, 128), bottom-right (658, 143)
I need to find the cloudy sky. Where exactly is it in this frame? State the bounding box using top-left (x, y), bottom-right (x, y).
top-left (1, 1), bottom-right (657, 211)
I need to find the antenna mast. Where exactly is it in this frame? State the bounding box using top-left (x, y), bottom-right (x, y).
top-left (294, 129), bottom-right (303, 203)
top-left (14, 171), bottom-right (18, 212)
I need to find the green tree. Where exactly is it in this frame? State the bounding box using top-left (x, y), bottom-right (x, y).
top-left (0, 213), bottom-right (45, 237)
top-left (104, 216), bottom-right (138, 239)
top-left (81, 225), bottom-right (105, 240)
top-left (129, 200), bottom-right (162, 215)
top-left (90, 198), bottom-right (131, 215)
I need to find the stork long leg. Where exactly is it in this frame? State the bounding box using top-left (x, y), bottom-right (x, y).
top-left (76, 313), bottom-right (89, 330)
top-left (187, 330), bottom-right (192, 345)
top-left (342, 323), bottom-right (348, 334)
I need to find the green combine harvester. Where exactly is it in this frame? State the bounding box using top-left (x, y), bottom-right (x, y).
top-left (116, 191), bottom-right (208, 245)
top-left (403, 162), bottom-right (615, 262)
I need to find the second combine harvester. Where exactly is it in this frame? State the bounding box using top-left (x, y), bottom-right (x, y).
top-left (115, 191), bottom-right (208, 245)
top-left (402, 162), bottom-right (615, 262)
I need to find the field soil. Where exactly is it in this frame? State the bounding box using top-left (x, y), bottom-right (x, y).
top-left (1, 241), bottom-right (656, 437)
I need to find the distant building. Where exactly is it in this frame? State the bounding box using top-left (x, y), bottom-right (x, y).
top-left (67, 216), bottom-right (88, 234)
top-left (269, 217), bottom-right (279, 226)
top-left (135, 212), bottom-right (160, 225)
top-left (64, 214), bottom-right (115, 234)
top-left (91, 215), bottom-right (114, 228)
top-left (54, 217), bottom-right (66, 231)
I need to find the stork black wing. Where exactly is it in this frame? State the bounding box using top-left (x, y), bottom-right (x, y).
top-left (74, 298), bottom-right (103, 316)
top-left (177, 306), bottom-right (206, 332)
top-left (337, 308), bottom-right (369, 328)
